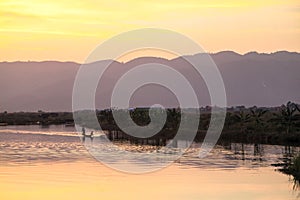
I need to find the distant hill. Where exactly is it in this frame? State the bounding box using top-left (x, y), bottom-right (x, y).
top-left (0, 51), bottom-right (299, 112)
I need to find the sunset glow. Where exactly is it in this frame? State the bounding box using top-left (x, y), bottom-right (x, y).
top-left (0, 0), bottom-right (299, 62)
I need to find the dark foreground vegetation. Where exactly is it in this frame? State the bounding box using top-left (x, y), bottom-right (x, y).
top-left (0, 101), bottom-right (300, 146)
top-left (273, 153), bottom-right (300, 190)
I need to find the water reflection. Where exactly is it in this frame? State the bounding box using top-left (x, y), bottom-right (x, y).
top-left (1, 128), bottom-right (299, 170)
top-left (0, 126), bottom-right (300, 169)
top-left (0, 126), bottom-right (300, 177)
top-left (1, 126), bottom-right (300, 199)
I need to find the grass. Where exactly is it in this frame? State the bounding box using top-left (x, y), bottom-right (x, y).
top-left (276, 154), bottom-right (300, 190)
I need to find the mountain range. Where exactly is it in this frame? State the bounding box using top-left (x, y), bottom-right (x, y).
top-left (1, 51), bottom-right (299, 112)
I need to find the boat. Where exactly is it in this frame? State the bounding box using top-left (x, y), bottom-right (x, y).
top-left (65, 122), bottom-right (75, 127)
top-left (82, 131), bottom-right (94, 138)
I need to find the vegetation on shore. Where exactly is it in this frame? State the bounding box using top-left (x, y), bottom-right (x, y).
top-left (274, 153), bottom-right (300, 189)
top-left (0, 101), bottom-right (299, 145)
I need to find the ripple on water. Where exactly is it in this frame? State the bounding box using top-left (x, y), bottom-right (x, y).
top-left (0, 130), bottom-right (299, 170)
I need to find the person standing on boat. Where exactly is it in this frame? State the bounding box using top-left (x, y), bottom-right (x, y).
top-left (82, 127), bottom-right (86, 137)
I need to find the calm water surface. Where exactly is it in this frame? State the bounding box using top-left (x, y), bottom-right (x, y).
top-left (0, 125), bottom-right (299, 200)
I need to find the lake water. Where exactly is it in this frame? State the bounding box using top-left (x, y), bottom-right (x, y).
top-left (0, 125), bottom-right (299, 200)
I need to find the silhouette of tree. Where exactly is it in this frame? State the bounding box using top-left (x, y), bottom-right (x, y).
top-left (234, 110), bottom-right (251, 133)
top-left (224, 112), bottom-right (235, 130)
top-left (272, 101), bottom-right (299, 134)
top-left (250, 108), bottom-right (268, 132)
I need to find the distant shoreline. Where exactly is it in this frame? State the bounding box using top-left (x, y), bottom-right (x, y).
top-left (1, 102), bottom-right (299, 146)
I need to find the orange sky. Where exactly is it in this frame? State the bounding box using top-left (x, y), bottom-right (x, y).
top-left (0, 0), bottom-right (299, 62)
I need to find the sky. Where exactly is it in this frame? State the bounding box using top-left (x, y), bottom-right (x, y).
top-left (0, 0), bottom-right (299, 62)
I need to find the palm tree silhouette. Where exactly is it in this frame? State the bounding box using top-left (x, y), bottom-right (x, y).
top-left (272, 101), bottom-right (299, 134)
top-left (250, 108), bottom-right (268, 132)
top-left (234, 110), bottom-right (251, 133)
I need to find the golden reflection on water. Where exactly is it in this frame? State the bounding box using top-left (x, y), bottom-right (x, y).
top-left (0, 161), bottom-right (296, 200)
top-left (0, 127), bottom-right (298, 200)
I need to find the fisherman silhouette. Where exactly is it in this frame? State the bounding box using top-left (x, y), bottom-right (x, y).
top-left (82, 127), bottom-right (86, 136)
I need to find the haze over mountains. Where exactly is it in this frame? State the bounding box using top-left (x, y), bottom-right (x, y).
top-left (1, 51), bottom-right (299, 112)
